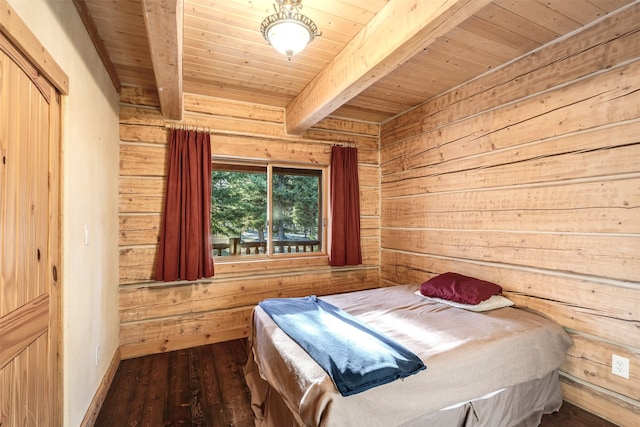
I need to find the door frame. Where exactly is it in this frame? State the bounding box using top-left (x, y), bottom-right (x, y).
top-left (0, 1), bottom-right (68, 424)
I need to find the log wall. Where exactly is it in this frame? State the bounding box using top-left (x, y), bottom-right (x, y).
top-left (380, 4), bottom-right (639, 426)
top-left (119, 90), bottom-right (380, 359)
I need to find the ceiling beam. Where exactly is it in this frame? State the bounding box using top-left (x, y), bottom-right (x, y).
top-left (142, 0), bottom-right (183, 120)
top-left (285, 0), bottom-right (493, 134)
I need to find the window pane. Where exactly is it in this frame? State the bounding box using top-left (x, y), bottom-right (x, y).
top-left (211, 167), bottom-right (267, 256)
top-left (271, 167), bottom-right (321, 254)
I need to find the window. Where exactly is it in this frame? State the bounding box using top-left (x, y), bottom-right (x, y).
top-left (211, 161), bottom-right (325, 257)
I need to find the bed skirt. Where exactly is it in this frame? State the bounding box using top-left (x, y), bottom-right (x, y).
top-left (245, 357), bottom-right (562, 427)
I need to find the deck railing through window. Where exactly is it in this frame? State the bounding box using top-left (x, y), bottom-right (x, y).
top-left (212, 238), bottom-right (320, 256)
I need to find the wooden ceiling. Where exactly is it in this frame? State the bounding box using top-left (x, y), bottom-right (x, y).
top-left (78, 0), bottom-right (634, 132)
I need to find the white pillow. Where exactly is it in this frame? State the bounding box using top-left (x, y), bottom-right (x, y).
top-left (414, 290), bottom-right (514, 312)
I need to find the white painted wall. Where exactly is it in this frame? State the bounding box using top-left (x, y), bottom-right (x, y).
top-left (7, 1), bottom-right (120, 425)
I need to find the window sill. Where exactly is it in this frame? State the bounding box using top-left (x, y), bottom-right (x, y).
top-left (214, 254), bottom-right (330, 276)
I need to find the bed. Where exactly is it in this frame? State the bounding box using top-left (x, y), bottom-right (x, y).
top-left (244, 283), bottom-right (572, 427)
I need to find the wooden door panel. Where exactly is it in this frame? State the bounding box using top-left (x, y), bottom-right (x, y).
top-left (0, 294), bottom-right (48, 368)
top-left (0, 32), bottom-right (59, 426)
top-left (0, 332), bottom-right (49, 424)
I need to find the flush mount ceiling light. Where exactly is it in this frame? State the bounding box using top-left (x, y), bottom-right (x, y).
top-left (260, 0), bottom-right (321, 61)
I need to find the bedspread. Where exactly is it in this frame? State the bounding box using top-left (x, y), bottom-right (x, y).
top-left (259, 295), bottom-right (425, 396)
top-left (246, 284), bottom-right (572, 427)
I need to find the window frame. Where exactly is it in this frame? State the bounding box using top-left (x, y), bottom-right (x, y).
top-left (211, 158), bottom-right (328, 260)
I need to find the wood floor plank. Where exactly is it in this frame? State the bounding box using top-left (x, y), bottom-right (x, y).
top-left (541, 401), bottom-right (618, 427)
top-left (187, 348), bottom-right (207, 426)
top-left (141, 351), bottom-right (169, 426)
top-left (95, 339), bottom-right (618, 427)
top-left (124, 355), bottom-right (154, 425)
top-left (164, 348), bottom-right (191, 425)
top-left (195, 344), bottom-right (230, 426)
top-left (211, 339), bottom-right (253, 426)
top-left (95, 354), bottom-right (145, 426)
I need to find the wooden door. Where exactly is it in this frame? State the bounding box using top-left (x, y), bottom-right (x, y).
top-left (0, 32), bottom-right (61, 426)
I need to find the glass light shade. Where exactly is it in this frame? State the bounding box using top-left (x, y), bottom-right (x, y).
top-left (266, 20), bottom-right (312, 59)
top-left (260, 0), bottom-right (320, 61)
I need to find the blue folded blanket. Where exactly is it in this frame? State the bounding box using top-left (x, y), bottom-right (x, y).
top-left (259, 295), bottom-right (426, 396)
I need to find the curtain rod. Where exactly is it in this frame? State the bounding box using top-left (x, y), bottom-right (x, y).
top-left (331, 142), bottom-right (357, 148)
top-left (164, 123), bottom-right (212, 133)
top-left (164, 123), bottom-right (357, 148)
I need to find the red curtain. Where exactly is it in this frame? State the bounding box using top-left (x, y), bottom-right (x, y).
top-left (155, 129), bottom-right (214, 281)
top-left (329, 146), bottom-right (362, 266)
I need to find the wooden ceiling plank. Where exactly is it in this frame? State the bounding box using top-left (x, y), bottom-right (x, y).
top-left (104, 50), bottom-right (153, 69)
top-left (189, 13), bottom-right (349, 46)
top-left (183, 63), bottom-right (314, 94)
top-left (182, 31), bottom-right (333, 66)
top-left (332, 106), bottom-right (393, 123)
top-left (90, 14), bottom-right (149, 37)
top-left (474, 3), bottom-right (558, 45)
top-left (184, 53), bottom-right (318, 81)
top-left (184, 72), bottom-right (296, 96)
top-left (183, 45), bottom-right (321, 80)
top-left (183, 65), bottom-right (309, 93)
top-left (359, 70), bottom-right (440, 99)
top-left (458, 15), bottom-right (540, 54)
top-left (187, 0), bottom-right (370, 40)
top-left (85, 0), bottom-right (148, 17)
top-left (141, 0), bottom-right (183, 120)
top-left (495, 0), bottom-right (581, 35)
top-left (183, 81), bottom-right (291, 108)
top-left (183, 19), bottom-right (342, 64)
top-left (442, 31), bottom-right (515, 66)
top-left (586, 0), bottom-right (633, 13)
top-left (534, 0), bottom-right (608, 25)
top-left (363, 79), bottom-right (449, 105)
top-left (342, 94), bottom-right (413, 115)
top-left (84, 3), bottom-right (147, 23)
top-left (184, 70), bottom-right (303, 97)
top-left (305, 1), bottom-right (381, 27)
top-left (335, 0), bottom-right (390, 14)
top-left (284, 0), bottom-right (493, 134)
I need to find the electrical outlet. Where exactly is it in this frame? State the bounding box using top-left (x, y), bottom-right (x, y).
top-left (612, 354), bottom-right (629, 379)
top-left (95, 345), bottom-right (100, 366)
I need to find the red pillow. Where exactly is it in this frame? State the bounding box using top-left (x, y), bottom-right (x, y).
top-left (419, 272), bottom-right (502, 305)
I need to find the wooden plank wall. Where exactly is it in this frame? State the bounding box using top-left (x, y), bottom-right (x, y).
top-left (118, 90), bottom-right (380, 359)
top-left (379, 4), bottom-right (640, 426)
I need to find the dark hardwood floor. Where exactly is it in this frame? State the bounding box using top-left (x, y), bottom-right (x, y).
top-left (95, 340), bottom-right (253, 427)
top-left (95, 339), bottom-right (618, 427)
